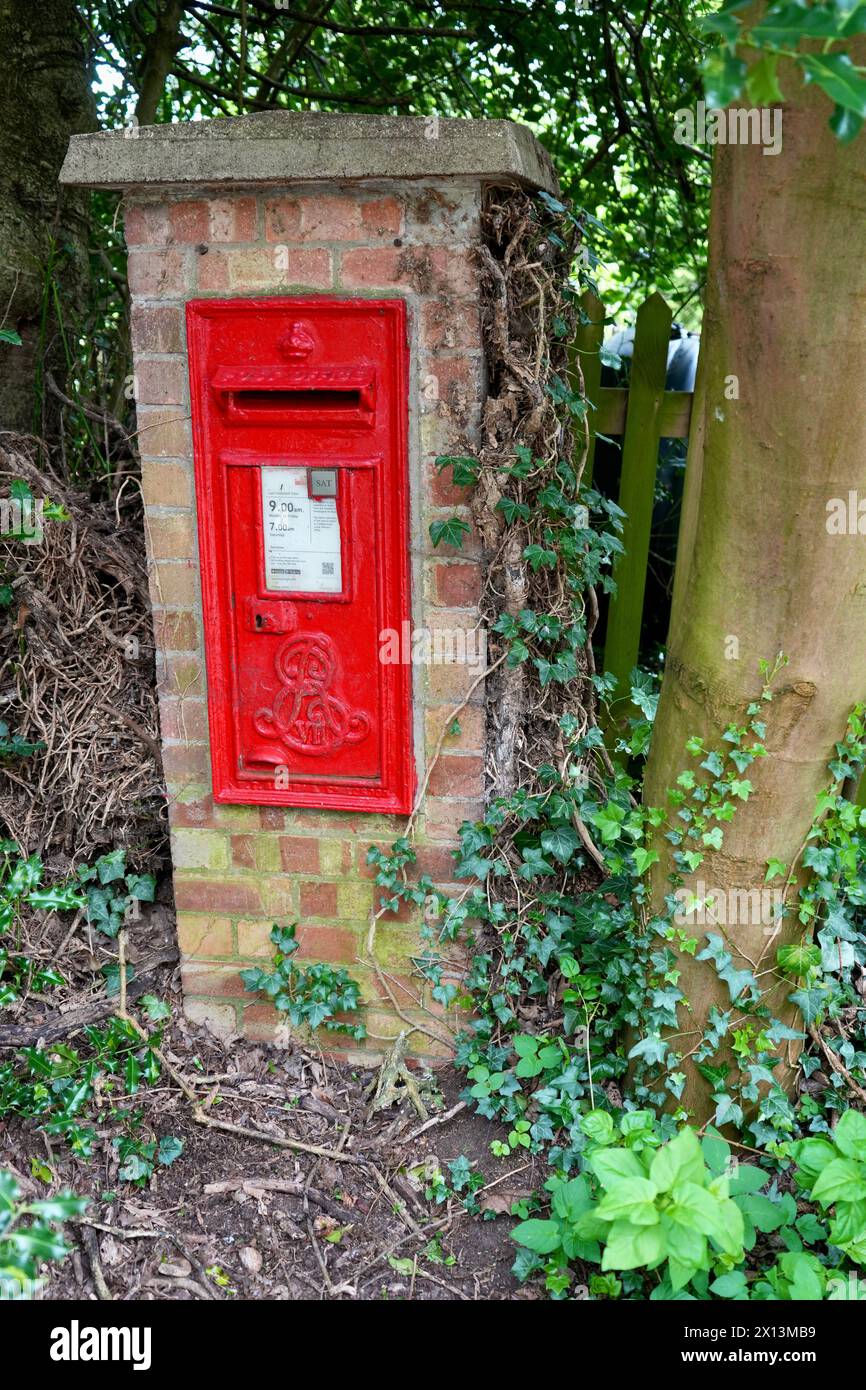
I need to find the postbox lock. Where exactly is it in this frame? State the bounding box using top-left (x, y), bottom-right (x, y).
top-left (244, 596), bottom-right (297, 635)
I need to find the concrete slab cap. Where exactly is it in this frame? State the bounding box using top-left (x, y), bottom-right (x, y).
top-left (60, 111), bottom-right (558, 195)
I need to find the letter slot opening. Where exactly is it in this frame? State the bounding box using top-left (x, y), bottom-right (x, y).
top-left (212, 365), bottom-right (375, 425)
top-left (233, 388), bottom-right (362, 413)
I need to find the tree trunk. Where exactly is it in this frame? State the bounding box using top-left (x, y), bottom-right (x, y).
top-left (135, 0), bottom-right (188, 126)
top-left (643, 52), bottom-right (866, 1120)
top-left (0, 0), bottom-right (94, 434)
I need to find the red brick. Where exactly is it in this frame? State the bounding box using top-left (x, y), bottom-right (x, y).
top-left (422, 356), bottom-right (481, 416)
top-left (413, 844), bottom-right (461, 880)
top-left (149, 561), bottom-right (199, 607)
top-left (208, 197), bottom-right (257, 242)
top-left (424, 659), bottom-right (487, 707)
top-left (263, 197), bottom-right (302, 241)
top-left (124, 204), bottom-right (170, 245)
top-left (241, 1001), bottom-right (281, 1042)
top-left (142, 462), bottom-right (192, 509)
top-left (425, 797), bottom-right (485, 838)
top-left (170, 793), bottom-right (214, 828)
top-left (260, 807), bottom-right (287, 831)
top-left (340, 246), bottom-right (403, 288)
top-left (374, 893), bottom-right (418, 924)
top-left (278, 247), bottom-right (332, 287)
top-left (279, 837), bottom-right (321, 873)
top-left (300, 196), bottom-right (360, 239)
top-left (425, 703), bottom-right (484, 753)
top-left (427, 754), bottom-right (485, 799)
top-left (358, 842), bottom-right (388, 879)
top-left (169, 201), bottom-right (210, 243)
top-left (158, 655), bottom-right (206, 699)
top-left (200, 246), bottom-right (332, 291)
top-left (231, 835), bottom-right (256, 870)
top-left (128, 249), bottom-right (187, 297)
top-left (135, 358), bottom-right (186, 407)
top-left (295, 925), bottom-right (358, 963)
top-left (428, 458), bottom-right (472, 507)
top-left (174, 879), bottom-right (262, 914)
top-left (159, 699), bottom-right (208, 743)
top-left (360, 196), bottom-right (403, 237)
top-left (341, 245), bottom-right (474, 294)
top-left (433, 562), bottom-right (482, 607)
top-left (160, 741), bottom-right (210, 782)
top-left (136, 408), bottom-right (191, 460)
top-left (181, 962), bottom-right (247, 997)
top-left (196, 249), bottom-right (229, 291)
top-left (299, 882), bottom-right (338, 918)
top-left (146, 511), bottom-right (196, 561)
top-left (131, 305), bottom-right (183, 354)
top-left (152, 609), bottom-right (199, 651)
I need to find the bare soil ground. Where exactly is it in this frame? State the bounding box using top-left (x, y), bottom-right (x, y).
top-left (2, 968), bottom-right (541, 1302)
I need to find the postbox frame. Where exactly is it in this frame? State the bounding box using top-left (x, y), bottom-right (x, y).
top-left (186, 295), bottom-right (415, 815)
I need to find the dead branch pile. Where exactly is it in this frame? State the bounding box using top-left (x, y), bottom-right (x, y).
top-left (0, 431), bottom-right (165, 865)
top-left (474, 189), bottom-right (595, 801)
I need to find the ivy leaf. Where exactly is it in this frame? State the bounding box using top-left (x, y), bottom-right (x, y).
top-left (429, 517), bottom-right (470, 549)
top-left (126, 873), bottom-right (156, 902)
top-left (540, 825), bottom-right (580, 865)
top-left (627, 1034), bottom-right (669, 1066)
top-left (633, 847), bottom-right (659, 876)
top-left (700, 751), bottom-right (724, 778)
top-left (139, 994), bottom-right (171, 1021)
top-left (776, 942), bottom-right (821, 977)
top-left (158, 1136), bottom-right (184, 1167)
top-left (497, 496), bottom-right (530, 524)
top-left (435, 455), bottom-right (479, 487)
top-left (753, 4), bottom-right (838, 44)
top-left (95, 849), bottom-right (126, 885)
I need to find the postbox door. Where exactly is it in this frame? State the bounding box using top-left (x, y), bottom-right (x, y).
top-left (186, 297), bottom-right (414, 815)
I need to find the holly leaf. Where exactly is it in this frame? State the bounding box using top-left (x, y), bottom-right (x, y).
top-left (801, 53), bottom-right (866, 118)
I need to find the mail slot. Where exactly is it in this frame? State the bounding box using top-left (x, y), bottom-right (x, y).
top-left (186, 297), bottom-right (414, 814)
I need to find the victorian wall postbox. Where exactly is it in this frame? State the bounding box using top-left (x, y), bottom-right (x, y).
top-left (186, 296), bottom-right (414, 814)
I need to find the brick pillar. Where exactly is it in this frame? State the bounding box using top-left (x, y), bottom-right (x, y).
top-left (60, 114), bottom-right (557, 1058)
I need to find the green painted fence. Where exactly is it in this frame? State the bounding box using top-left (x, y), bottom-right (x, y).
top-left (574, 290), bottom-right (696, 723)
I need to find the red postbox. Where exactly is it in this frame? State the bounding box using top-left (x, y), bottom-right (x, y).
top-left (186, 297), bottom-right (414, 814)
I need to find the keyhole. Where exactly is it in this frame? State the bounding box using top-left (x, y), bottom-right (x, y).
top-left (255, 613), bottom-right (263, 630)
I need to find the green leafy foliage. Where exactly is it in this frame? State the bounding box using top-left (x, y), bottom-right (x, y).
top-left (0, 1170), bottom-right (86, 1298)
top-left (241, 923), bottom-right (366, 1040)
top-left (78, 850), bottom-right (156, 939)
top-left (701, 1), bottom-right (866, 140)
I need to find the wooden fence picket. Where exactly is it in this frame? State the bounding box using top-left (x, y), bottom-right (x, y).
top-left (602, 291), bottom-right (673, 709)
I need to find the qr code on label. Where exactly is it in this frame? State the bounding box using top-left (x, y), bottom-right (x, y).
top-left (322, 562), bottom-right (334, 576)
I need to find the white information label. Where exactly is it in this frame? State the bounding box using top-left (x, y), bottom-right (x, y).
top-left (260, 466), bottom-right (342, 593)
